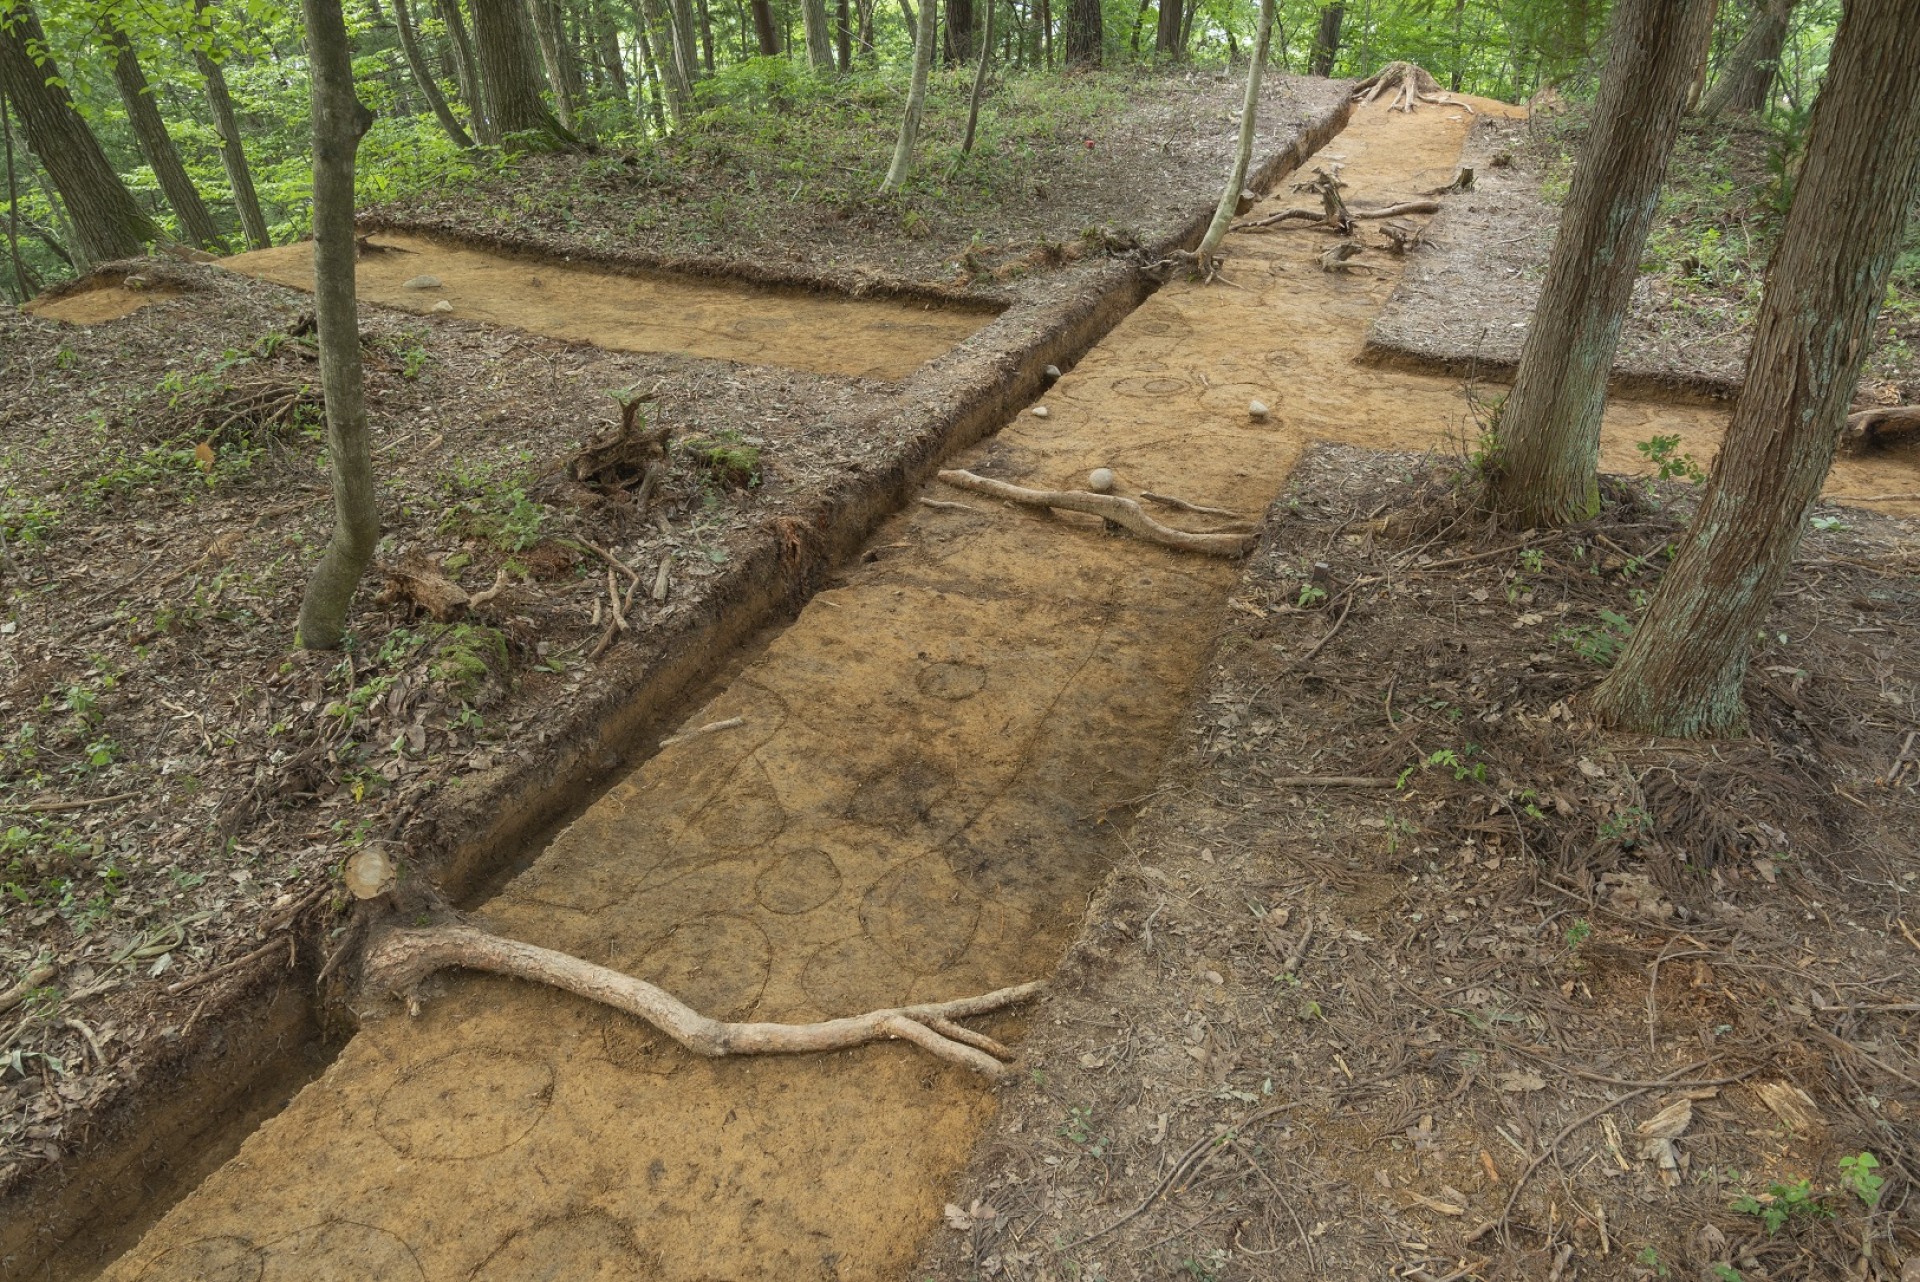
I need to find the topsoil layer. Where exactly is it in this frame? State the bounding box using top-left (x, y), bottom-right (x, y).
top-left (916, 443), bottom-right (1920, 1282)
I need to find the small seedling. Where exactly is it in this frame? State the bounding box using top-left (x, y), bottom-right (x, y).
top-left (1636, 434), bottom-right (1705, 483)
top-left (1838, 1151), bottom-right (1883, 1208)
top-left (1731, 1176), bottom-right (1831, 1234)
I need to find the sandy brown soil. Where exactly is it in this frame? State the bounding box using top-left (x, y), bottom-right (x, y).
top-left (97, 95), bottom-right (1920, 1282)
top-left (916, 444), bottom-right (1920, 1282)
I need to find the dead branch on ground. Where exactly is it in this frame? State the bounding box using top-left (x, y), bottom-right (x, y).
top-left (364, 923), bottom-right (1042, 1077)
top-left (936, 470), bottom-right (1254, 557)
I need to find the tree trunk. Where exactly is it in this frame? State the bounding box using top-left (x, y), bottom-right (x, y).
top-left (944, 0), bottom-right (974, 61)
top-left (595, 13), bottom-right (629, 97)
top-left (880, 0), bottom-right (935, 192)
top-left (470, 0), bottom-right (574, 143)
top-left (191, 3), bottom-right (272, 247)
top-left (1484, 0), bottom-right (1716, 527)
top-left (103, 17), bottom-right (223, 250)
top-left (1309, 2), bottom-right (1341, 75)
top-left (295, 0), bottom-right (380, 652)
top-left (526, 0), bottom-right (579, 129)
top-left (1593, 0), bottom-right (1920, 737)
top-left (666, 0), bottom-right (703, 87)
top-left (0, 1), bottom-right (157, 262)
top-left (1153, 0), bottom-right (1181, 56)
top-left (634, 0), bottom-right (692, 122)
top-left (799, 0), bottom-right (837, 66)
top-left (697, 0), bottom-right (717, 70)
top-left (2, 91), bottom-right (39, 299)
top-left (632, 10), bottom-right (668, 129)
top-left (1064, 0), bottom-right (1099, 64)
top-left (960, 0), bottom-right (995, 152)
top-left (1195, 0), bottom-right (1274, 266)
top-left (1698, 0), bottom-right (1794, 117)
top-left (393, 0), bottom-right (478, 144)
top-left (750, 0), bottom-right (779, 52)
top-left (434, 0), bottom-right (490, 137)
top-left (857, 0), bottom-right (875, 60)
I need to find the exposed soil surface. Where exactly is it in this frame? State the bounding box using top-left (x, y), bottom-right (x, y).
top-left (1364, 111), bottom-right (1920, 408)
top-left (98, 95), bottom-right (1919, 1282)
top-left (917, 445), bottom-right (1920, 1282)
top-left (220, 233), bottom-right (997, 381)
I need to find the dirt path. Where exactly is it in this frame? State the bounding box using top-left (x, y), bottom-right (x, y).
top-left (95, 101), bottom-right (1904, 1282)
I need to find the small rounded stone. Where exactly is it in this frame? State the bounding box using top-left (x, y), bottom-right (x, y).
top-left (432, 299), bottom-right (454, 313)
top-left (1248, 399), bottom-right (1271, 420)
top-left (1031, 405), bottom-right (1050, 418)
top-left (1044, 364), bottom-right (1062, 381)
top-left (1088, 468), bottom-right (1115, 493)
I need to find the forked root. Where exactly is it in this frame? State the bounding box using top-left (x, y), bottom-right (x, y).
top-left (364, 924), bottom-right (1043, 1077)
top-left (936, 469), bottom-right (1255, 556)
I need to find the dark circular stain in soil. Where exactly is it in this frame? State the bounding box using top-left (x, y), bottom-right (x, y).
top-left (916, 660), bottom-right (988, 701)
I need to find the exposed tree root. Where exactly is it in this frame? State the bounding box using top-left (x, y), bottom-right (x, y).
top-left (1233, 200), bottom-right (1439, 234)
top-left (936, 469), bottom-right (1255, 556)
top-left (1140, 491), bottom-right (1243, 519)
top-left (364, 923), bottom-right (1043, 1077)
top-left (1351, 60), bottom-right (1471, 114)
top-left (1842, 405), bottom-right (1920, 453)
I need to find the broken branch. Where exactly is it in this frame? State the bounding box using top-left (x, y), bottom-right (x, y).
top-left (936, 470), bottom-right (1254, 557)
top-left (364, 924), bottom-right (1042, 1077)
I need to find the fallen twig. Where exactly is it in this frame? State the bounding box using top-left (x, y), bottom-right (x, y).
top-left (8, 791), bottom-right (141, 815)
top-left (918, 497), bottom-right (986, 514)
top-left (658, 716), bottom-right (746, 750)
top-left (365, 924), bottom-right (1041, 1077)
top-left (1265, 775), bottom-right (1397, 788)
top-left (0, 963), bottom-right (57, 1015)
top-left (936, 470), bottom-right (1253, 557)
top-left (166, 934), bottom-right (296, 996)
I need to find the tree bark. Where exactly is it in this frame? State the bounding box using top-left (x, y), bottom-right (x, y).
top-left (525, 0), bottom-right (579, 129)
top-left (434, 0), bottom-right (491, 138)
top-left (667, 0), bottom-right (704, 85)
top-left (1153, 0), bottom-right (1181, 56)
top-left (634, 0), bottom-right (692, 122)
top-left (749, 0), bottom-right (780, 52)
top-left (0, 1), bottom-right (158, 262)
top-left (960, 0), bottom-right (995, 152)
top-left (1064, 0), bottom-right (1099, 64)
top-left (632, 8), bottom-right (668, 129)
top-left (470, 0), bottom-right (574, 143)
top-left (697, 0), bottom-right (716, 70)
top-left (1698, 0), bottom-right (1794, 118)
top-left (1484, 0), bottom-right (1717, 527)
top-left (1309, 2), bottom-right (1342, 75)
top-left (102, 17), bottom-right (222, 250)
top-left (1195, 0), bottom-right (1274, 267)
top-left (191, 2), bottom-right (272, 247)
top-left (594, 12), bottom-right (629, 97)
top-left (2, 91), bottom-right (38, 299)
top-left (800, 0), bottom-right (837, 67)
top-left (1593, 0), bottom-right (1920, 737)
top-left (393, 0), bottom-right (477, 145)
top-left (296, 0), bottom-right (380, 652)
top-left (944, 0), bottom-right (974, 62)
top-left (880, 0), bottom-right (935, 192)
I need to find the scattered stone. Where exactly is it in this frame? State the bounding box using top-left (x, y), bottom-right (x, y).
top-left (1031, 405), bottom-right (1050, 418)
top-left (1248, 399), bottom-right (1270, 420)
top-left (1088, 468), bottom-right (1115, 493)
top-left (432, 299), bottom-right (454, 313)
top-left (1044, 364), bottom-right (1062, 381)
top-left (403, 274), bottom-right (444, 290)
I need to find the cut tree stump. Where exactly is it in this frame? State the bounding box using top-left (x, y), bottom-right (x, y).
top-left (935, 470), bottom-right (1255, 556)
top-left (1352, 61), bottom-right (1469, 114)
top-left (364, 923), bottom-right (1043, 1077)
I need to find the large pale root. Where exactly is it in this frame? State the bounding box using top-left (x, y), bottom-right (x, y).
top-left (936, 470), bottom-right (1254, 557)
top-left (1351, 61), bottom-right (1468, 114)
top-left (364, 924), bottom-right (1043, 1077)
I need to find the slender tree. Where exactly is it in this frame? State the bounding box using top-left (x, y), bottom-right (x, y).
top-left (392, 0), bottom-right (477, 145)
top-left (0, 0), bottom-right (158, 262)
top-left (296, 0), bottom-right (380, 650)
top-left (960, 0), bottom-right (995, 152)
top-left (1484, 0), bottom-right (1717, 526)
top-left (666, 0), bottom-right (703, 88)
top-left (633, 0), bottom-right (691, 121)
top-left (1698, 0), bottom-right (1795, 117)
top-left (749, 0), bottom-right (779, 51)
top-left (469, 0), bottom-right (575, 143)
top-left (836, 0), bottom-right (850, 68)
top-left (2, 90), bottom-right (38, 299)
top-left (526, 0), bottom-right (579, 128)
top-left (1194, 0), bottom-right (1274, 267)
top-left (1064, 0), bottom-right (1100, 64)
top-left (1309, 2), bottom-right (1341, 74)
top-left (101, 14), bottom-right (223, 249)
top-left (879, 0), bottom-right (934, 191)
top-left (1594, 0), bottom-right (1920, 736)
top-left (190, 2), bottom-right (272, 245)
top-left (434, 0), bottom-right (490, 136)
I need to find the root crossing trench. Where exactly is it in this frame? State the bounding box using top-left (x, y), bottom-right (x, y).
top-left (101, 102), bottom-right (1907, 1282)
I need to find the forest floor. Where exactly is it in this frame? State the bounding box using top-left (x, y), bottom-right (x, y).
top-left (916, 445), bottom-right (1920, 1282)
top-left (1365, 105), bottom-right (1920, 411)
top-left (0, 70), bottom-right (1348, 1275)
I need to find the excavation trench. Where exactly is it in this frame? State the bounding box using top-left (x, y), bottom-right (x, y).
top-left (88, 101), bottom-right (1914, 1282)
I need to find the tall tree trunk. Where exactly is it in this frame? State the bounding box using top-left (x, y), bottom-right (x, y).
top-left (595, 13), bottom-right (629, 96)
top-left (667, 0), bottom-right (704, 84)
top-left (1196, 0), bottom-right (1274, 265)
top-left (945, 0), bottom-right (974, 61)
top-left (103, 17), bottom-right (222, 250)
top-left (750, 0), bottom-right (779, 51)
top-left (1309, 2), bottom-right (1341, 75)
top-left (434, 0), bottom-right (490, 136)
top-left (470, 0), bottom-right (574, 142)
top-left (1594, 0), bottom-right (1920, 737)
top-left (2, 91), bottom-right (38, 299)
top-left (526, 0), bottom-right (579, 128)
top-left (191, 2), bottom-right (272, 247)
top-left (393, 0), bottom-right (478, 144)
top-left (858, 0), bottom-right (875, 59)
top-left (633, 11), bottom-right (668, 128)
top-left (801, 0), bottom-right (837, 66)
top-left (1449, 0), bottom-right (1464, 89)
top-left (1153, 0), bottom-right (1181, 56)
top-left (1065, 0), bottom-right (1100, 64)
top-left (634, 0), bottom-right (692, 121)
top-left (1129, 0), bottom-right (1149, 52)
top-left (836, 0), bottom-right (851, 68)
top-left (1485, 0), bottom-right (1717, 527)
top-left (0, 1), bottom-right (158, 262)
top-left (1698, 0), bottom-right (1794, 117)
top-left (880, 0), bottom-right (935, 192)
top-left (697, 0), bottom-right (716, 70)
top-left (1685, 0), bottom-right (1720, 109)
top-left (1038, 0), bottom-right (1050, 66)
top-left (960, 0), bottom-right (995, 152)
top-left (296, 0), bottom-right (380, 651)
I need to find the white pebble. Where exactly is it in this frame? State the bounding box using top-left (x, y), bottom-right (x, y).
top-left (1248, 399), bottom-right (1270, 420)
top-left (1044, 364), bottom-right (1062, 380)
top-left (403, 274), bottom-right (443, 289)
top-left (432, 299), bottom-right (453, 313)
top-left (1088, 468), bottom-right (1115, 493)
top-left (1031, 405), bottom-right (1050, 418)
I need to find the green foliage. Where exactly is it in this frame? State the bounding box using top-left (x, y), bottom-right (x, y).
top-left (1731, 1176), bottom-right (1832, 1235)
top-left (1556, 609), bottom-right (1635, 666)
top-left (1635, 435), bottom-right (1706, 484)
top-left (439, 464), bottom-right (547, 551)
top-left (1838, 1151), bottom-right (1883, 1208)
top-left (1397, 743), bottom-right (1486, 788)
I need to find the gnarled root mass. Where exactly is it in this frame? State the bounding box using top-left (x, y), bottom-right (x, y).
top-left (1352, 61), bottom-right (1468, 114)
top-left (936, 469), bottom-right (1255, 556)
top-left (364, 923), bottom-right (1043, 1077)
